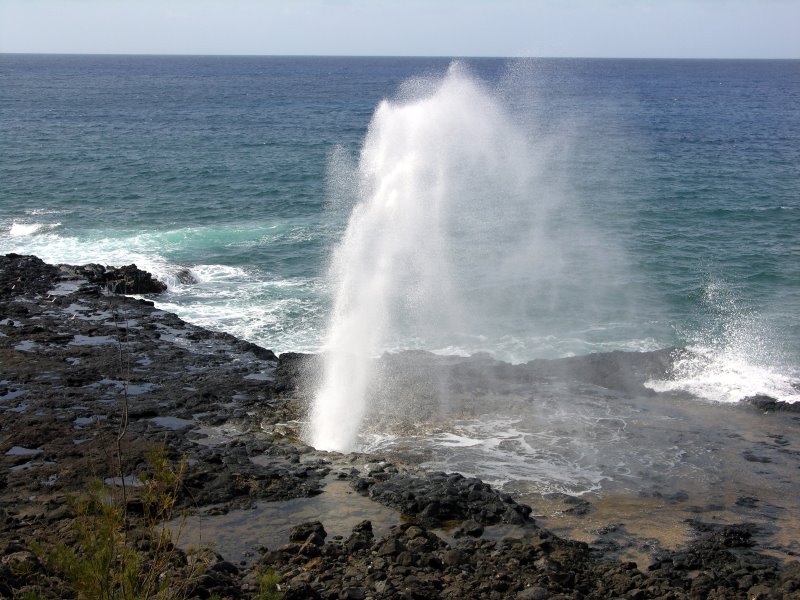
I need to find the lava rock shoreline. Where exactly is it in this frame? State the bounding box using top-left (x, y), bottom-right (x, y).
top-left (1, 253), bottom-right (799, 599)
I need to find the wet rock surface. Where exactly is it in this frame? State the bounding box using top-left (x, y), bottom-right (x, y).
top-left (744, 393), bottom-right (800, 413)
top-left (356, 471), bottom-right (534, 528)
top-left (261, 518), bottom-right (794, 600)
top-left (59, 261), bottom-right (169, 294)
top-left (2, 254), bottom-right (800, 599)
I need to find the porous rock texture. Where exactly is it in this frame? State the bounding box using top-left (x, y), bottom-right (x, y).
top-left (1, 254), bottom-right (799, 599)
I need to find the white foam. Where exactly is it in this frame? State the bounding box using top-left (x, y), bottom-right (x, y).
top-left (9, 222), bottom-right (60, 237)
top-left (26, 208), bottom-right (70, 216)
top-left (151, 277), bottom-right (324, 354)
top-left (426, 333), bottom-right (663, 365)
top-left (189, 264), bottom-right (249, 283)
top-left (430, 432), bottom-right (485, 448)
top-left (0, 228), bottom-right (175, 290)
top-left (646, 345), bottom-right (800, 404)
top-left (362, 417), bottom-right (611, 496)
top-left (1, 216), bottom-right (327, 355)
top-left (646, 283), bottom-right (800, 404)
top-left (435, 420), bottom-right (611, 493)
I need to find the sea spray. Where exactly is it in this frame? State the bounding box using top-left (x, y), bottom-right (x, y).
top-left (9, 222), bottom-right (61, 237)
top-left (646, 280), bottom-right (800, 403)
top-left (307, 63), bottom-right (631, 452)
top-left (309, 64), bottom-right (510, 451)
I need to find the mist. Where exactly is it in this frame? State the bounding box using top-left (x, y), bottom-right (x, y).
top-left (305, 62), bottom-right (639, 452)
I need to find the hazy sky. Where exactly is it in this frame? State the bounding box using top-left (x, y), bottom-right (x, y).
top-left (1, 0), bottom-right (798, 58)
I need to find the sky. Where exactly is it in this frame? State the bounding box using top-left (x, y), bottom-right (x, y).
top-left (1, 0), bottom-right (798, 59)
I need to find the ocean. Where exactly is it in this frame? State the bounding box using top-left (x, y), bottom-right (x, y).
top-left (5, 54), bottom-right (800, 557)
top-left (2, 54), bottom-right (799, 409)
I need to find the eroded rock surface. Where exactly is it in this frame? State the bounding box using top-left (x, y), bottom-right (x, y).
top-left (2, 254), bottom-right (799, 599)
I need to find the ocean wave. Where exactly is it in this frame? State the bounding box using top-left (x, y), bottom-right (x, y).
top-left (9, 222), bottom-right (61, 237)
top-left (647, 279), bottom-right (800, 404)
top-left (0, 227), bottom-right (177, 289)
top-left (385, 332), bottom-right (665, 365)
top-left (187, 264), bottom-right (250, 284)
top-left (2, 223), bottom-right (258, 291)
top-left (25, 208), bottom-right (72, 216)
top-left (152, 280), bottom-right (326, 355)
top-left (645, 346), bottom-right (800, 404)
top-left (0, 217), bottom-right (328, 353)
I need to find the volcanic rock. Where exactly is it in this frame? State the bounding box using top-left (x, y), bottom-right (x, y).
top-left (361, 471), bottom-right (534, 527)
top-left (3, 253), bottom-right (800, 600)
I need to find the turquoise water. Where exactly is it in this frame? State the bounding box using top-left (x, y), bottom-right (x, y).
top-left (2, 55), bottom-right (799, 403)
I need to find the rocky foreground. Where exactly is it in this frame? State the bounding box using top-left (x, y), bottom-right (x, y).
top-left (1, 253), bottom-right (799, 599)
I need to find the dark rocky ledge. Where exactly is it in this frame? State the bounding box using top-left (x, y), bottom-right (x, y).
top-left (1, 253), bottom-right (799, 599)
top-left (744, 393), bottom-right (800, 414)
top-left (353, 471), bottom-right (534, 528)
top-left (59, 261), bottom-right (168, 294)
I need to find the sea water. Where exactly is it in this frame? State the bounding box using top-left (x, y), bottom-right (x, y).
top-left (306, 59), bottom-right (800, 451)
top-left (2, 55), bottom-right (799, 438)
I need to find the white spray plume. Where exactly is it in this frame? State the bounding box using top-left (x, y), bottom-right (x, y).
top-left (307, 63), bottom-right (626, 452)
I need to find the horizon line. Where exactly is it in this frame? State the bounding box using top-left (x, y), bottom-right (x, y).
top-left (1, 51), bottom-right (798, 61)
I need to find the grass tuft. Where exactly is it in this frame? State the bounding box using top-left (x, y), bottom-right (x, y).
top-left (36, 448), bottom-right (208, 600)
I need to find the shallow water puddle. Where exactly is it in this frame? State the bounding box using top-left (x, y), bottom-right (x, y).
top-left (47, 281), bottom-right (82, 296)
top-left (10, 460), bottom-right (56, 472)
top-left (0, 389), bottom-right (25, 402)
top-left (74, 415), bottom-right (107, 427)
top-left (168, 479), bottom-right (402, 565)
top-left (84, 379), bottom-right (158, 396)
top-left (63, 303), bottom-right (88, 315)
top-left (149, 416), bottom-right (193, 430)
top-left (5, 446), bottom-right (43, 456)
top-left (243, 371), bottom-right (274, 381)
top-left (69, 334), bottom-right (115, 346)
top-left (190, 423), bottom-right (245, 446)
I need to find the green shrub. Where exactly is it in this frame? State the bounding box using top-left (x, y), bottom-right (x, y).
top-left (256, 569), bottom-right (284, 600)
top-left (39, 449), bottom-right (206, 600)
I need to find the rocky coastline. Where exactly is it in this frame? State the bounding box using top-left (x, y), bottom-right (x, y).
top-left (1, 253), bottom-right (799, 599)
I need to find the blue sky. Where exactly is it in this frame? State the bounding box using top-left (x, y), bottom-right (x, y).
top-left (1, 0), bottom-right (798, 58)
